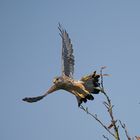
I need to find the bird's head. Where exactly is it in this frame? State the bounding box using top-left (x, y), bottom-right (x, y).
top-left (53, 76), bottom-right (64, 86)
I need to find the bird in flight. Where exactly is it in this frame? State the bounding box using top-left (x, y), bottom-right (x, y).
top-left (23, 24), bottom-right (101, 107)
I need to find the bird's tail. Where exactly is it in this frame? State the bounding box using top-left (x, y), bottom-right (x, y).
top-left (22, 95), bottom-right (46, 103)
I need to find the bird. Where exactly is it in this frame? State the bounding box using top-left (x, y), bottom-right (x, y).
top-left (22, 24), bottom-right (101, 107)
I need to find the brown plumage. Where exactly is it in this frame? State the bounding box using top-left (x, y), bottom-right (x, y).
top-left (22, 24), bottom-right (101, 106)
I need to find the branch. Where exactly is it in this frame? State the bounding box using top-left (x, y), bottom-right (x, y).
top-left (103, 135), bottom-right (110, 140)
top-left (119, 120), bottom-right (131, 140)
top-left (80, 105), bottom-right (116, 138)
top-left (100, 67), bottom-right (120, 140)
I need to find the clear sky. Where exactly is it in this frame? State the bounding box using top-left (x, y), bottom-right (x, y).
top-left (1, 0), bottom-right (140, 139)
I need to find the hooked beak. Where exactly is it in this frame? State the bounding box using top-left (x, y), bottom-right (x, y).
top-left (53, 79), bottom-right (57, 84)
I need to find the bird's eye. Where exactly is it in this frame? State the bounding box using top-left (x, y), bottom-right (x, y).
top-left (53, 78), bottom-right (60, 83)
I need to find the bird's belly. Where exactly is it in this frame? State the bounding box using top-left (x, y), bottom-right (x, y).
top-left (67, 81), bottom-right (89, 96)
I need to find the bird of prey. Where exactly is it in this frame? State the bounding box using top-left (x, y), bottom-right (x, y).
top-left (23, 24), bottom-right (101, 106)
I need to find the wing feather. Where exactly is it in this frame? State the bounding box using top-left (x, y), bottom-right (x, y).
top-left (58, 24), bottom-right (75, 78)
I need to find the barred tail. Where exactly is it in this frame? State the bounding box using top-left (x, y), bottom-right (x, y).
top-left (22, 95), bottom-right (46, 103)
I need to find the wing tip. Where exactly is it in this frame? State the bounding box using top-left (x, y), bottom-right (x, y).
top-left (22, 95), bottom-right (45, 103)
top-left (58, 23), bottom-right (68, 36)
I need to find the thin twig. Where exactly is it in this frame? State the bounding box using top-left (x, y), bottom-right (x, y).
top-left (80, 105), bottom-right (116, 138)
top-left (100, 67), bottom-right (120, 140)
top-left (119, 120), bottom-right (131, 140)
top-left (103, 135), bottom-right (110, 140)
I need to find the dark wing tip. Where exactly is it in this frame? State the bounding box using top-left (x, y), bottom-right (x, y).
top-left (22, 95), bottom-right (45, 103)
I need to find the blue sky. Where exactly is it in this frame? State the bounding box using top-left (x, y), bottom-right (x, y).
top-left (1, 0), bottom-right (140, 139)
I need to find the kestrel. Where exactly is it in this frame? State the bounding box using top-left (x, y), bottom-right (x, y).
top-left (23, 24), bottom-right (101, 106)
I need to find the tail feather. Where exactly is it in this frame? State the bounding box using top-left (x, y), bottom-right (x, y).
top-left (22, 95), bottom-right (45, 103)
top-left (86, 94), bottom-right (94, 100)
top-left (77, 94), bottom-right (94, 107)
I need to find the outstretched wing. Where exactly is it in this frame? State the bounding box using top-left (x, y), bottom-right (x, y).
top-left (22, 85), bottom-right (57, 103)
top-left (58, 24), bottom-right (75, 78)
